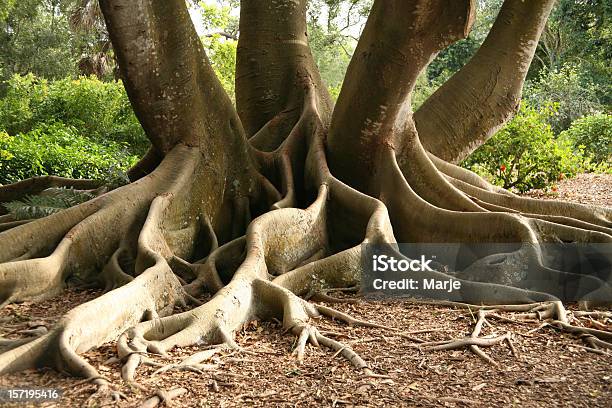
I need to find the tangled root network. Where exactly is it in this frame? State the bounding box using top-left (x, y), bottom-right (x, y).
top-left (1, 0), bottom-right (611, 405)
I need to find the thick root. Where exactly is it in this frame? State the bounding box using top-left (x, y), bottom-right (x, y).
top-left (0, 146), bottom-right (203, 306)
top-left (0, 258), bottom-right (185, 376)
top-left (431, 152), bottom-right (612, 229)
top-left (0, 176), bottom-right (102, 204)
top-left (1, 72), bottom-right (610, 397)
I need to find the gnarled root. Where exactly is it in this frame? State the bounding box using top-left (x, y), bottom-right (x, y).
top-left (420, 309), bottom-right (515, 365)
top-left (1, 74), bottom-right (611, 398)
top-left (430, 152), bottom-right (612, 229)
top-left (139, 387), bottom-right (187, 408)
top-left (0, 192), bottom-right (187, 378)
top-left (418, 301), bottom-right (611, 361)
top-left (0, 145), bottom-right (211, 306)
top-left (0, 256), bottom-right (185, 376)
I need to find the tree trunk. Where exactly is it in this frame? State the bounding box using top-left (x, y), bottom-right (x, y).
top-left (236, 0), bottom-right (332, 136)
top-left (0, 0), bottom-right (610, 397)
top-left (415, 0), bottom-right (556, 164)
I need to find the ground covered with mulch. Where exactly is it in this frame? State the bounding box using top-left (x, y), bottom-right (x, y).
top-left (1, 174), bottom-right (611, 407)
top-left (523, 173), bottom-right (611, 207)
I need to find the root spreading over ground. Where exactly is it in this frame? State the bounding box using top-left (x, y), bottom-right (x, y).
top-left (0, 0), bottom-right (611, 406)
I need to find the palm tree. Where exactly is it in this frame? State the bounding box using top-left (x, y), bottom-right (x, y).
top-left (68, 0), bottom-right (114, 78)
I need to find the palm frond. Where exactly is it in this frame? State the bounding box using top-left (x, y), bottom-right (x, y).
top-left (3, 188), bottom-right (96, 220)
top-left (69, 0), bottom-right (105, 32)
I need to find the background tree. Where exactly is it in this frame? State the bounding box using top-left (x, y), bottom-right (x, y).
top-left (0, 0), bottom-right (610, 402)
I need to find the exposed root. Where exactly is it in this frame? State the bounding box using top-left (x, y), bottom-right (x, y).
top-left (415, 300), bottom-right (612, 363)
top-left (315, 330), bottom-right (373, 376)
top-left (1, 48), bottom-right (611, 399)
top-left (0, 193), bottom-right (186, 384)
top-left (420, 309), bottom-right (513, 366)
top-left (430, 152), bottom-right (612, 229)
top-left (86, 382), bottom-right (127, 406)
top-left (308, 290), bottom-right (360, 304)
top-left (140, 387), bottom-right (187, 408)
top-left (0, 176), bottom-right (102, 204)
top-left (152, 349), bottom-right (219, 375)
top-left (316, 304), bottom-right (396, 330)
top-left (256, 279), bottom-right (376, 374)
top-left (0, 146), bottom-right (203, 305)
top-left (0, 219), bottom-right (32, 232)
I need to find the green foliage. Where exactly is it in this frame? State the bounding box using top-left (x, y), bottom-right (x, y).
top-left (0, 74), bottom-right (144, 186)
top-left (4, 187), bottom-right (95, 220)
top-left (0, 73), bottom-right (46, 134)
top-left (306, 0), bottom-right (371, 100)
top-left (412, 73), bottom-right (441, 111)
top-left (33, 76), bottom-right (147, 151)
top-left (427, 37), bottom-right (480, 83)
top-left (0, 129), bottom-right (12, 160)
top-left (462, 104), bottom-right (584, 192)
top-left (0, 73), bottom-right (148, 153)
top-left (307, 22), bottom-right (354, 101)
top-left (197, 0), bottom-right (238, 33)
top-left (0, 0), bottom-right (16, 21)
top-left (193, 1), bottom-right (238, 100)
top-left (203, 35), bottom-right (237, 100)
top-left (0, 0), bottom-right (82, 82)
top-left (525, 64), bottom-right (604, 134)
top-left (0, 121), bottom-right (138, 184)
top-left (559, 113), bottom-right (612, 169)
top-left (534, 0), bottom-right (611, 105)
top-left (426, 0), bottom-right (501, 84)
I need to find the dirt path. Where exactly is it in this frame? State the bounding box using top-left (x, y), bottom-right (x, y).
top-left (1, 175), bottom-right (611, 407)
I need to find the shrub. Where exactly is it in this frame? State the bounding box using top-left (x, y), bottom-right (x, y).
top-left (559, 114), bottom-right (612, 169)
top-left (0, 73), bottom-right (48, 135)
top-left (462, 104), bottom-right (584, 192)
top-left (0, 74), bottom-right (148, 155)
top-left (0, 121), bottom-right (138, 184)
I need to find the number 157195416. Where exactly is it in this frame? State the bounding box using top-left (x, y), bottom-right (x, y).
top-left (0, 388), bottom-right (62, 402)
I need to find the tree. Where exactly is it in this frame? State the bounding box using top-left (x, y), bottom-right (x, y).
top-left (0, 0), bottom-right (110, 83)
top-left (531, 0), bottom-right (611, 105)
top-left (0, 0), bottom-right (610, 400)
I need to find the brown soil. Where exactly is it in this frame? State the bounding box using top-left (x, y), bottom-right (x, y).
top-left (1, 175), bottom-right (611, 408)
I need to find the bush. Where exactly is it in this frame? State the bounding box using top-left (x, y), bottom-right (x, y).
top-left (0, 122), bottom-right (138, 184)
top-left (525, 64), bottom-right (603, 134)
top-left (0, 73), bottom-right (47, 135)
top-left (462, 104), bottom-right (584, 192)
top-left (559, 114), bottom-right (612, 169)
top-left (0, 74), bottom-right (148, 155)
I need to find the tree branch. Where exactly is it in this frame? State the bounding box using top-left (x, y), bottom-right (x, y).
top-left (327, 0), bottom-right (475, 192)
top-left (204, 31), bottom-right (238, 41)
top-left (415, 0), bottom-right (556, 164)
